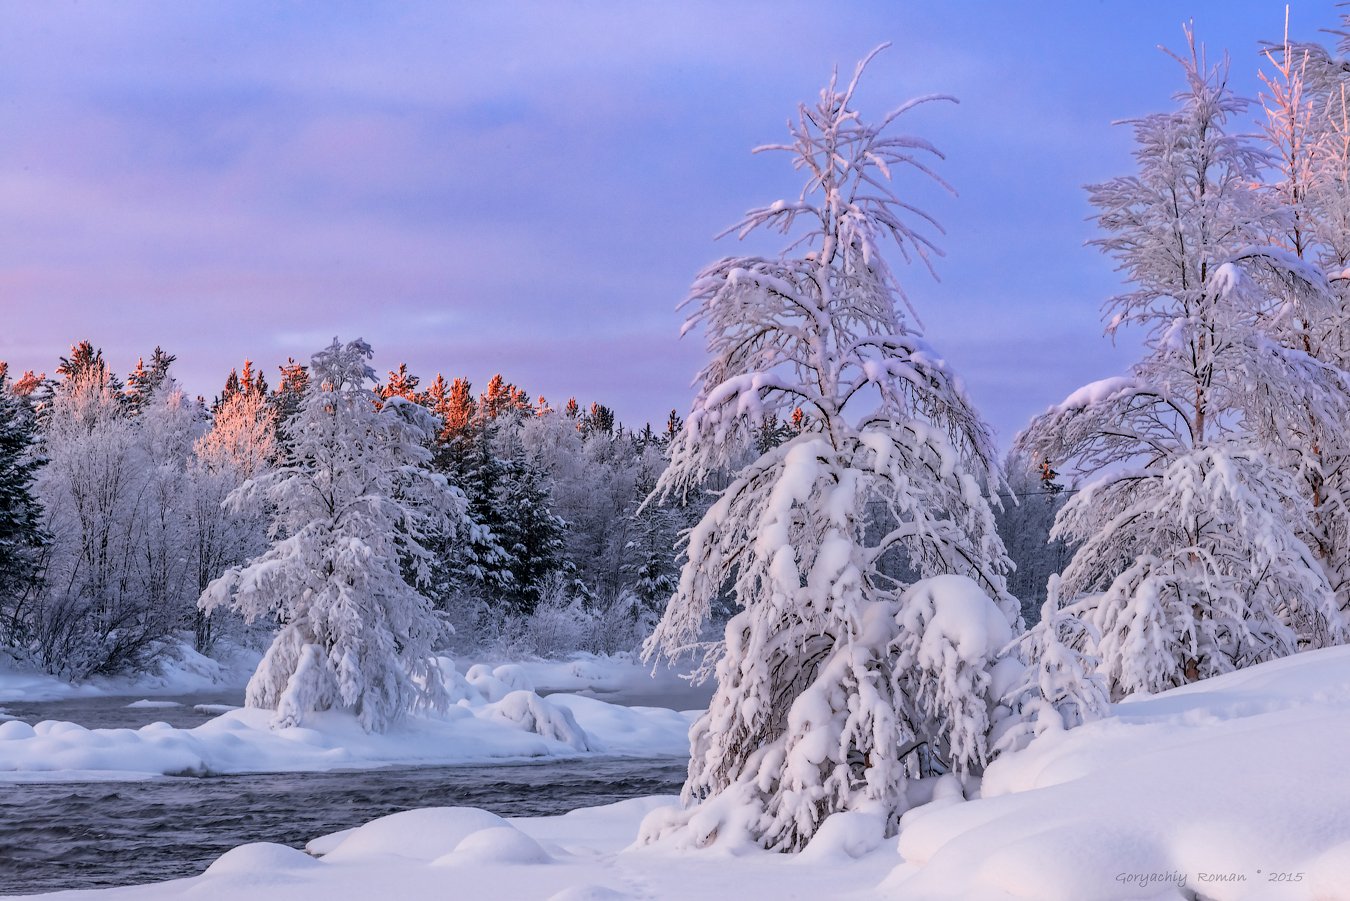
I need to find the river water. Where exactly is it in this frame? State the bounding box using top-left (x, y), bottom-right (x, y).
top-left (0, 693), bottom-right (693, 896)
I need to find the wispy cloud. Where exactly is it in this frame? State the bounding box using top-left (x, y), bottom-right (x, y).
top-left (0, 0), bottom-right (1338, 436)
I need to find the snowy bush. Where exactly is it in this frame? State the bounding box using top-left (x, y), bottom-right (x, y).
top-left (992, 575), bottom-right (1109, 755)
top-left (488, 690), bottom-right (593, 751)
top-left (891, 575), bottom-right (1015, 777)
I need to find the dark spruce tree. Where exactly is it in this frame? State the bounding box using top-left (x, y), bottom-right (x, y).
top-left (494, 434), bottom-right (567, 615)
top-left (0, 364), bottom-right (47, 648)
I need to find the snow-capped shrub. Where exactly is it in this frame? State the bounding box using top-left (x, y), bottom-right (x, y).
top-left (489, 690), bottom-right (594, 751)
top-left (992, 575), bottom-right (1109, 755)
top-left (892, 575), bottom-right (1015, 777)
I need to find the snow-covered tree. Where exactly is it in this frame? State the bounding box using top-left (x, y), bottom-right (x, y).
top-left (1259, 22), bottom-right (1350, 613)
top-left (189, 384), bottom-right (277, 650)
top-left (641, 48), bottom-right (1016, 851)
top-left (33, 350), bottom-right (169, 676)
top-left (626, 442), bottom-right (682, 612)
top-left (1019, 34), bottom-right (1349, 699)
top-left (0, 364), bottom-right (46, 648)
top-left (200, 338), bottom-right (467, 732)
top-left (135, 382), bottom-right (204, 633)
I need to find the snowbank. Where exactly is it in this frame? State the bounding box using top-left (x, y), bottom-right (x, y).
top-left (43, 797), bottom-right (900, 900)
top-left (0, 641), bottom-right (259, 704)
top-left (886, 644), bottom-right (1350, 899)
top-left (0, 679), bottom-right (696, 781)
top-left (38, 644), bottom-right (1350, 899)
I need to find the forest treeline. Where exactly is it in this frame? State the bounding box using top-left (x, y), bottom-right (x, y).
top-left (0, 339), bottom-right (1064, 680)
top-left (0, 343), bottom-right (690, 677)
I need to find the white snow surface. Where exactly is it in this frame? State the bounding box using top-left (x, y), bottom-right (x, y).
top-left (36, 644), bottom-right (1350, 899)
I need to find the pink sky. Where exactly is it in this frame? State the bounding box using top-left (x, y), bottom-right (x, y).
top-left (0, 1), bottom-right (1338, 438)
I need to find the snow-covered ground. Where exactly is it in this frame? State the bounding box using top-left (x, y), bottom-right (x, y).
top-left (35, 644), bottom-right (1350, 900)
top-left (0, 658), bottom-right (696, 782)
top-left (0, 642), bottom-right (259, 705)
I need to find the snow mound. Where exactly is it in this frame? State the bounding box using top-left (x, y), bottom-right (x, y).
top-left (465, 664), bottom-right (510, 701)
top-left (127, 699), bottom-right (183, 709)
top-left (432, 825), bottom-right (552, 866)
top-left (889, 644), bottom-right (1350, 898)
top-left (322, 807), bottom-right (510, 863)
top-left (798, 809), bottom-right (887, 862)
top-left (489, 690), bottom-right (594, 751)
top-left (546, 886), bottom-right (635, 901)
top-left (492, 664), bottom-right (534, 694)
top-left (204, 842), bottom-right (321, 877)
top-left (304, 826), bottom-right (356, 857)
top-left (0, 721), bottom-right (36, 740)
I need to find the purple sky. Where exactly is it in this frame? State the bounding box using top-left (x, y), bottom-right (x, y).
top-left (0, 1), bottom-right (1341, 443)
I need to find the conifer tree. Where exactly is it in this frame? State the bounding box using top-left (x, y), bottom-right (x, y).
top-left (626, 444), bottom-right (680, 612)
top-left (271, 357), bottom-right (310, 455)
top-left (380, 363), bottom-right (420, 404)
top-left (437, 377), bottom-right (476, 444)
top-left (0, 365), bottom-right (46, 647)
top-left (201, 338), bottom-right (466, 732)
top-left (494, 433), bottom-right (567, 614)
top-left (126, 347), bottom-right (177, 414)
top-left (441, 411), bottom-right (515, 602)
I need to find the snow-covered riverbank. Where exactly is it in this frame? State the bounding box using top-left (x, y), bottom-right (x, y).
top-left (0, 658), bottom-right (697, 781)
top-left (33, 644), bottom-right (1350, 899)
top-left (0, 643), bottom-right (259, 706)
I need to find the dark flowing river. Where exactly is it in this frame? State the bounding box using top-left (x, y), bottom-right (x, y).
top-left (0, 756), bottom-right (687, 896)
